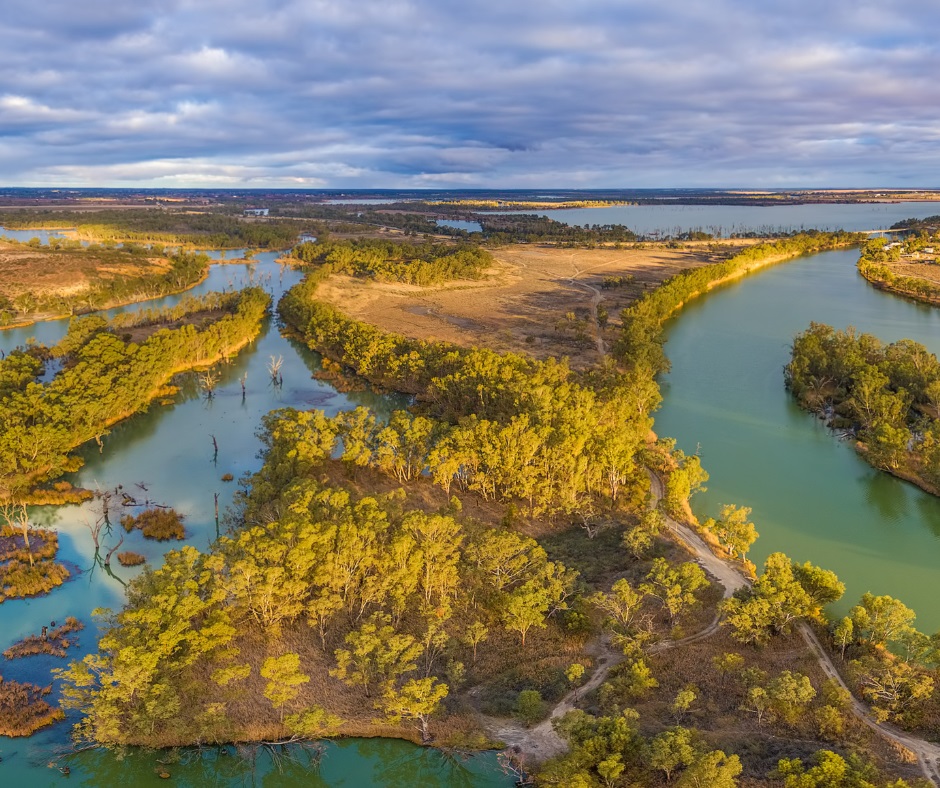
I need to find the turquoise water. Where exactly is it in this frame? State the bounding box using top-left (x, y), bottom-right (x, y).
top-left (0, 251), bottom-right (511, 787)
top-left (655, 248), bottom-right (940, 630)
top-left (436, 219), bottom-right (483, 233)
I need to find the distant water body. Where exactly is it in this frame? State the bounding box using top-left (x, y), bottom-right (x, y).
top-left (513, 201), bottom-right (940, 236)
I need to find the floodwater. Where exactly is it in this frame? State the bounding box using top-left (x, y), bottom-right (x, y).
top-left (0, 249), bottom-right (512, 787)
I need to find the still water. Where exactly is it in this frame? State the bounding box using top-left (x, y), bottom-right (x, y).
top-left (519, 201), bottom-right (940, 237)
top-left (0, 251), bottom-right (512, 786)
top-left (655, 248), bottom-right (940, 631)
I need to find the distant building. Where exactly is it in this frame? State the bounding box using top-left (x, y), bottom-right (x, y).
top-left (244, 208), bottom-right (269, 216)
top-left (299, 233), bottom-right (317, 243)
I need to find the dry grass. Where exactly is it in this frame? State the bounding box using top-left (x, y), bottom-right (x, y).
top-left (888, 259), bottom-right (940, 286)
top-left (315, 240), bottom-right (755, 368)
top-left (0, 678), bottom-right (64, 736)
top-left (0, 240), bottom-right (171, 301)
top-left (636, 628), bottom-right (923, 784)
top-left (3, 616), bottom-right (84, 659)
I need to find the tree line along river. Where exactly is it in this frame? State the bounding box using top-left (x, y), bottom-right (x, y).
top-left (4, 200), bottom-right (940, 785)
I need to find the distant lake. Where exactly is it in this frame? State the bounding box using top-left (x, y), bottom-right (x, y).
top-left (437, 218), bottom-right (482, 233)
top-left (506, 201), bottom-right (940, 237)
top-left (0, 226), bottom-right (73, 243)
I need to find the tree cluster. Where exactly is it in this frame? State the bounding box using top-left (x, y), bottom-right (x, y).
top-left (280, 277), bottom-right (657, 517)
top-left (291, 238), bottom-right (492, 285)
top-left (786, 322), bottom-right (940, 484)
top-left (0, 287), bottom-right (270, 496)
top-left (57, 410), bottom-right (579, 746)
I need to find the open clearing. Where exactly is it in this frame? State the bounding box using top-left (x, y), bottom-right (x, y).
top-left (315, 240), bottom-right (757, 367)
top-left (888, 258), bottom-right (940, 286)
top-left (0, 241), bottom-right (172, 302)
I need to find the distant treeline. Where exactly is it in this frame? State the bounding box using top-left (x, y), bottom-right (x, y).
top-left (0, 287), bottom-right (270, 496)
top-left (0, 209), bottom-right (305, 248)
top-left (890, 215), bottom-right (940, 233)
top-left (786, 322), bottom-right (940, 489)
top-left (291, 238), bottom-right (492, 285)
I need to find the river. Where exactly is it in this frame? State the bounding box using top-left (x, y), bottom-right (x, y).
top-left (0, 250), bottom-right (513, 786)
top-left (655, 247), bottom-right (940, 631)
top-left (5, 211), bottom-right (940, 782)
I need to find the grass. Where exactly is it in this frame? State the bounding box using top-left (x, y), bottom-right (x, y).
top-left (117, 551), bottom-right (147, 567)
top-left (0, 677), bottom-right (64, 736)
top-left (121, 508), bottom-right (186, 541)
top-left (4, 616), bottom-right (84, 659)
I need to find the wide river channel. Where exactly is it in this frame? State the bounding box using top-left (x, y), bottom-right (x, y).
top-left (3, 202), bottom-right (940, 784)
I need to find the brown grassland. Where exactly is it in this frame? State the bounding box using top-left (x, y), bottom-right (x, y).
top-left (0, 240), bottom-right (174, 302)
top-left (314, 240), bottom-right (759, 368)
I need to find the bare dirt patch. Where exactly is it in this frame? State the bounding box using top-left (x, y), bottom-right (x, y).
top-left (888, 259), bottom-right (940, 286)
top-left (0, 241), bottom-right (171, 301)
top-left (315, 241), bottom-right (755, 368)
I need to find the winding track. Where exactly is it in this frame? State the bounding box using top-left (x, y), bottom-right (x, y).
top-left (646, 472), bottom-right (940, 786)
top-left (487, 472), bottom-right (940, 785)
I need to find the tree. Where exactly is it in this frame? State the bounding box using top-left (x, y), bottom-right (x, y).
top-left (704, 504), bottom-right (757, 560)
top-left (671, 685), bottom-right (697, 724)
top-left (721, 553), bottom-right (842, 645)
top-left (379, 677), bottom-right (448, 742)
top-left (260, 654), bottom-right (310, 721)
top-left (649, 726), bottom-right (695, 781)
top-left (767, 671), bottom-right (816, 725)
top-left (676, 750), bottom-right (741, 788)
top-left (712, 653), bottom-right (744, 689)
top-left (591, 578), bottom-right (651, 648)
top-left (332, 615), bottom-right (422, 697)
top-left (832, 617), bottom-right (853, 660)
top-left (642, 558), bottom-right (708, 623)
top-left (623, 508), bottom-right (664, 559)
top-left (850, 593), bottom-right (917, 648)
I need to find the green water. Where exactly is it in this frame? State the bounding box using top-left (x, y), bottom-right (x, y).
top-left (0, 253), bottom-right (512, 786)
top-left (655, 248), bottom-right (940, 631)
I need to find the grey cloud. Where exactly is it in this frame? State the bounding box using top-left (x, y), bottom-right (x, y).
top-left (0, 0), bottom-right (938, 186)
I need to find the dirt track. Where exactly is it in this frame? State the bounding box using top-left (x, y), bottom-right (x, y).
top-left (485, 472), bottom-right (940, 786)
top-left (315, 242), bottom-right (743, 367)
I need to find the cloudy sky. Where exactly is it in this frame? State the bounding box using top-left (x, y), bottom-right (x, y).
top-left (2, 0), bottom-right (938, 188)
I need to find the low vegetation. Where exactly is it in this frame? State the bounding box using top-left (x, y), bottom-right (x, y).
top-left (121, 508), bottom-right (186, 541)
top-left (0, 523), bottom-right (70, 601)
top-left (0, 677), bottom-right (64, 736)
top-left (4, 616), bottom-right (83, 659)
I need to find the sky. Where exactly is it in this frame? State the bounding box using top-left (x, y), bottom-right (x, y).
top-left (1, 0), bottom-right (939, 189)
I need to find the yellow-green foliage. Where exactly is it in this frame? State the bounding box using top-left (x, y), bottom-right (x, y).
top-left (57, 413), bottom-right (578, 747)
top-left (0, 287), bottom-right (269, 493)
top-left (279, 274), bottom-right (657, 516)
